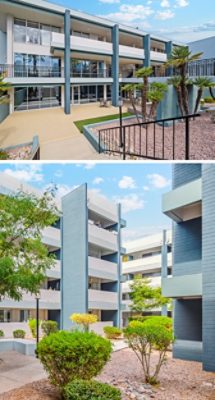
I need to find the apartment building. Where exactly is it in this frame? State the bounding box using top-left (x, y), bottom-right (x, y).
top-left (0, 173), bottom-right (125, 336)
top-left (0, 0), bottom-right (181, 115)
top-left (162, 164), bottom-right (215, 372)
top-left (121, 231), bottom-right (172, 326)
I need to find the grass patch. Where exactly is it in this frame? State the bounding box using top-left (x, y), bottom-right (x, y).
top-left (74, 112), bottom-right (133, 133)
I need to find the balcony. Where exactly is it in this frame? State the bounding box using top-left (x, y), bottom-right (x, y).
top-left (162, 273), bottom-right (202, 298)
top-left (42, 226), bottom-right (61, 250)
top-left (119, 45), bottom-right (144, 60)
top-left (88, 222), bottom-right (118, 252)
top-left (150, 51), bottom-right (167, 63)
top-left (88, 289), bottom-right (118, 309)
top-left (47, 259), bottom-right (61, 279)
top-left (123, 253), bottom-right (172, 274)
top-left (122, 276), bottom-right (161, 293)
top-left (0, 289), bottom-right (61, 310)
top-left (88, 256), bottom-right (117, 281)
top-left (162, 178), bottom-right (202, 222)
top-left (88, 191), bottom-right (118, 224)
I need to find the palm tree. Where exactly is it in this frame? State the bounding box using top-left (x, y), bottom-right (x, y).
top-left (135, 66), bottom-right (153, 121)
top-left (0, 74), bottom-right (11, 104)
top-left (166, 47), bottom-right (203, 115)
top-left (209, 87), bottom-right (215, 101)
top-left (121, 84), bottom-right (141, 123)
top-left (193, 77), bottom-right (215, 114)
top-left (148, 82), bottom-right (168, 120)
top-left (168, 76), bottom-right (184, 117)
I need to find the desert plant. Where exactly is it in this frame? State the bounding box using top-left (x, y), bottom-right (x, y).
top-left (37, 330), bottom-right (112, 390)
top-left (135, 66), bottom-right (153, 121)
top-left (0, 150), bottom-right (8, 160)
top-left (148, 82), bottom-right (168, 120)
top-left (124, 318), bottom-right (174, 385)
top-left (41, 320), bottom-right (58, 336)
top-left (64, 379), bottom-right (121, 400)
top-left (121, 84), bottom-right (141, 123)
top-left (70, 313), bottom-right (98, 332)
top-left (103, 326), bottom-right (122, 340)
top-left (193, 77), bottom-right (215, 114)
top-left (0, 330), bottom-right (4, 338)
top-left (28, 318), bottom-right (40, 338)
top-left (13, 329), bottom-right (26, 339)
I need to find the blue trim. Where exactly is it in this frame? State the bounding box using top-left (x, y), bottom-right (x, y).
top-left (112, 24), bottom-right (119, 107)
top-left (64, 9), bottom-right (71, 114)
top-left (144, 34), bottom-right (151, 67)
top-left (85, 183), bottom-right (89, 312)
top-left (165, 41), bottom-right (173, 76)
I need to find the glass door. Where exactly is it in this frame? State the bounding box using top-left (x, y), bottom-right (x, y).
top-left (73, 86), bottom-right (80, 104)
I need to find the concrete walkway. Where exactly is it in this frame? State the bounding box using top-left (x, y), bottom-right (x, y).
top-left (0, 104), bottom-right (127, 160)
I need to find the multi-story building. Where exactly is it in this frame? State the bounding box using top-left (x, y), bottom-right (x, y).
top-left (162, 164), bottom-right (215, 372)
top-left (121, 231), bottom-right (172, 326)
top-left (0, 173), bottom-right (125, 336)
top-left (0, 0), bottom-right (182, 116)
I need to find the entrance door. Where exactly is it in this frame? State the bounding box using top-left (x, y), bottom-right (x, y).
top-left (73, 86), bottom-right (79, 104)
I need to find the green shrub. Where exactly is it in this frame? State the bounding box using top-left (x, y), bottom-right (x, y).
top-left (64, 379), bottom-right (121, 400)
top-left (37, 330), bottom-right (112, 389)
top-left (204, 97), bottom-right (215, 103)
top-left (124, 319), bottom-right (174, 385)
top-left (103, 326), bottom-right (122, 339)
top-left (28, 318), bottom-right (40, 338)
top-left (13, 329), bottom-right (26, 339)
top-left (41, 320), bottom-right (58, 337)
top-left (0, 150), bottom-right (8, 160)
top-left (0, 330), bottom-right (4, 338)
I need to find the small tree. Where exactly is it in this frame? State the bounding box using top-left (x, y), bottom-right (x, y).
top-left (28, 318), bottom-right (40, 339)
top-left (0, 190), bottom-right (59, 301)
top-left (70, 313), bottom-right (98, 332)
top-left (135, 66), bottom-right (153, 121)
top-left (148, 82), bottom-right (168, 120)
top-left (129, 275), bottom-right (169, 314)
top-left (121, 84), bottom-right (141, 123)
top-left (124, 317), bottom-right (174, 384)
top-left (41, 320), bottom-right (58, 336)
top-left (168, 77), bottom-right (184, 117)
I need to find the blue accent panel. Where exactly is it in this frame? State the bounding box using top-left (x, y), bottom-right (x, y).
top-left (48, 310), bottom-right (61, 328)
top-left (0, 102), bottom-right (9, 123)
top-left (64, 9), bottom-right (71, 114)
top-left (202, 165), bottom-right (215, 371)
top-left (112, 24), bottom-right (119, 107)
top-left (102, 252), bottom-right (117, 263)
top-left (101, 310), bottom-right (118, 325)
top-left (144, 34), bottom-right (151, 67)
top-left (173, 340), bottom-right (202, 363)
top-left (174, 299), bottom-right (202, 341)
top-left (101, 281), bottom-right (118, 292)
top-left (0, 30), bottom-right (6, 64)
top-left (165, 41), bottom-right (173, 76)
top-left (173, 218), bottom-right (202, 275)
top-left (61, 185), bottom-right (88, 330)
top-left (173, 164), bottom-right (202, 189)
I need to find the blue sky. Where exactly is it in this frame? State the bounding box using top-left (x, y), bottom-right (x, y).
top-left (0, 162), bottom-right (172, 241)
top-left (48, 0), bottom-right (215, 43)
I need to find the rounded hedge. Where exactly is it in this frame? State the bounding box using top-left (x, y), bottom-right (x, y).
top-left (13, 329), bottom-right (26, 339)
top-left (41, 320), bottom-right (58, 337)
top-left (103, 326), bottom-right (122, 339)
top-left (64, 379), bottom-right (121, 400)
top-left (37, 330), bottom-right (112, 389)
top-left (0, 330), bottom-right (4, 338)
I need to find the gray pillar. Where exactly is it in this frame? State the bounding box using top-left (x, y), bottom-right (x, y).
top-left (144, 34), bottom-right (151, 67)
top-left (202, 164), bottom-right (215, 371)
top-left (165, 41), bottom-right (173, 76)
top-left (64, 9), bottom-right (71, 114)
top-left (161, 229), bottom-right (168, 316)
top-left (117, 203), bottom-right (122, 328)
top-left (112, 24), bottom-right (119, 107)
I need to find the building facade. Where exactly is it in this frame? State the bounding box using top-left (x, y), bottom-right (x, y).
top-left (0, 0), bottom-right (180, 115)
top-left (121, 231), bottom-right (172, 326)
top-left (162, 164), bottom-right (215, 372)
top-left (0, 173), bottom-right (125, 336)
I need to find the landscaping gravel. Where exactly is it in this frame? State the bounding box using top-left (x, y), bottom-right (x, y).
top-left (0, 349), bottom-right (215, 400)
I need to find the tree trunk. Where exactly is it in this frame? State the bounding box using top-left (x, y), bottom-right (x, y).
top-left (142, 76), bottom-right (148, 122)
top-left (130, 92), bottom-right (141, 124)
top-left (194, 88), bottom-right (203, 114)
top-left (149, 101), bottom-right (158, 120)
top-left (180, 64), bottom-right (189, 115)
top-left (209, 87), bottom-right (215, 101)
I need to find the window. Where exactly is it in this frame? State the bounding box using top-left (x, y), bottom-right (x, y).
top-left (27, 21), bottom-right (40, 44)
top-left (14, 19), bottom-right (26, 43)
top-left (14, 18), bottom-right (60, 45)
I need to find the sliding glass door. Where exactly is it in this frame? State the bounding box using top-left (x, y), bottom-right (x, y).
top-left (14, 86), bottom-right (61, 111)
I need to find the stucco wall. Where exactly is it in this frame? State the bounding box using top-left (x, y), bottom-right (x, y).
top-left (189, 37), bottom-right (215, 60)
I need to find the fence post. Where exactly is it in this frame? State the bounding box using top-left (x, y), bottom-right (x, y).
top-left (185, 116), bottom-right (190, 160)
top-left (123, 127), bottom-right (126, 160)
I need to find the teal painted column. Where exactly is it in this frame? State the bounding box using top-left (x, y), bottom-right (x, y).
top-left (161, 229), bottom-right (168, 316)
top-left (112, 24), bottom-right (119, 107)
top-left (117, 204), bottom-right (122, 328)
top-left (64, 9), bottom-right (71, 114)
top-left (165, 40), bottom-right (173, 76)
top-left (144, 34), bottom-right (151, 67)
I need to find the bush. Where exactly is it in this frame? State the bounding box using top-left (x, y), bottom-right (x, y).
top-left (0, 150), bottom-right (8, 160)
top-left (13, 329), bottom-right (26, 339)
top-left (37, 330), bottom-right (112, 389)
top-left (70, 313), bottom-right (98, 332)
top-left (41, 320), bottom-right (58, 337)
top-left (64, 379), bottom-right (121, 400)
top-left (204, 97), bottom-right (215, 103)
top-left (0, 330), bottom-right (4, 338)
top-left (129, 316), bottom-right (172, 330)
top-left (103, 326), bottom-right (122, 339)
top-left (28, 318), bottom-right (40, 338)
top-left (124, 318), bottom-right (174, 385)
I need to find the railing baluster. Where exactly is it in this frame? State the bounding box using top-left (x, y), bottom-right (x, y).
top-left (162, 121), bottom-right (165, 159)
top-left (153, 122), bottom-right (156, 158)
top-left (173, 120), bottom-right (175, 160)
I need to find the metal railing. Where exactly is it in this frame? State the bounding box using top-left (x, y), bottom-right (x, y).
top-left (98, 114), bottom-right (200, 160)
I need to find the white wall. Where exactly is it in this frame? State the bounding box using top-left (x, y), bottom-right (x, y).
top-left (189, 36), bottom-right (215, 60)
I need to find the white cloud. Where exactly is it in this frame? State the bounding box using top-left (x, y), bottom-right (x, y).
top-left (99, 0), bottom-right (120, 3)
top-left (143, 185), bottom-right (150, 191)
top-left (99, 4), bottom-right (154, 26)
top-left (84, 163), bottom-right (96, 170)
top-left (55, 184), bottom-right (78, 199)
top-left (93, 177), bottom-right (104, 185)
top-left (122, 224), bottom-right (171, 241)
top-left (152, 21), bottom-right (215, 42)
top-left (4, 165), bottom-right (44, 183)
top-left (118, 176), bottom-right (136, 189)
top-left (147, 173), bottom-right (171, 188)
top-left (161, 0), bottom-right (170, 7)
top-left (114, 194), bottom-right (144, 213)
top-left (175, 0), bottom-right (189, 7)
top-left (156, 9), bottom-right (175, 20)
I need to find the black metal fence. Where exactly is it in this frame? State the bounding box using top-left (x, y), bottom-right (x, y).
top-left (98, 114), bottom-right (200, 160)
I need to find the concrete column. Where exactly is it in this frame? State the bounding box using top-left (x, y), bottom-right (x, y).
top-left (117, 203), bottom-right (122, 328)
top-left (104, 84), bottom-right (107, 101)
top-left (165, 41), bottom-right (173, 76)
top-left (64, 9), bottom-right (71, 114)
top-left (112, 24), bottom-right (119, 107)
top-left (61, 85), bottom-right (65, 109)
top-left (7, 15), bottom-right (13, 65)
top-left (9, 87), bottom-right (14, 114)
top-left (144, 34), bottom-right (151, 67)
top-left (161, 229), bottom-right (168, 316)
